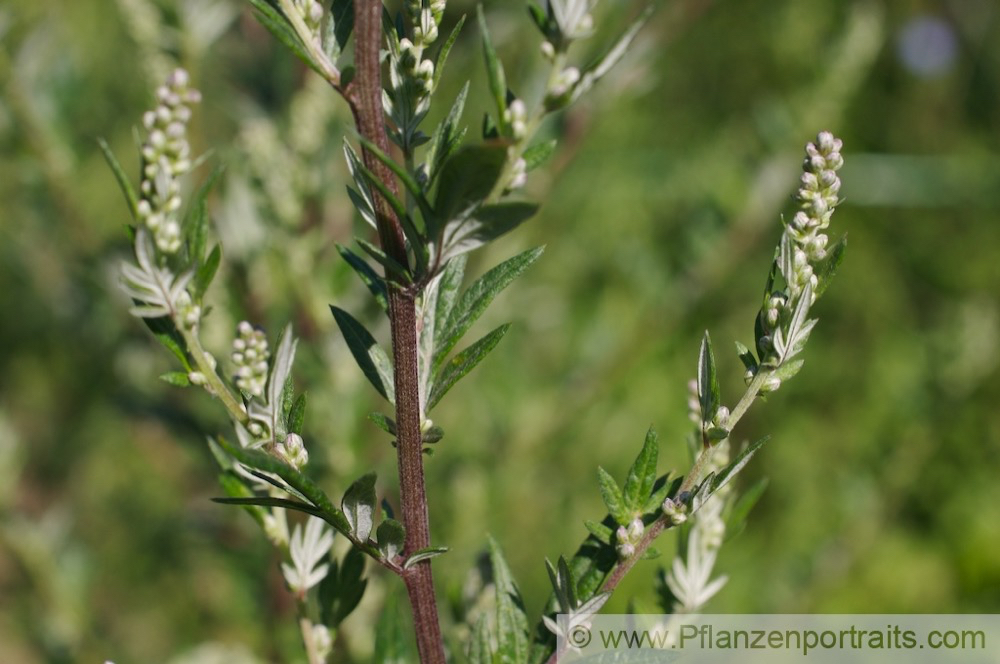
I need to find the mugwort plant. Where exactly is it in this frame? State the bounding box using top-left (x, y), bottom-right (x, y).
top-left (104, 0), bottom-right (846, 661)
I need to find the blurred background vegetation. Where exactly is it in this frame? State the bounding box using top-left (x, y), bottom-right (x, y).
top-left (1, 0), bottom-right (999, 661)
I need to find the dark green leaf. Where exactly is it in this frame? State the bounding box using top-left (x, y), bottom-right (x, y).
top-left (523, 139), bottom-right (558, 172)
top-left (641, 547), bottom-right (661, 561)
top-left (321, 546), bottom-right (368, 627)
top-left (436, 246), bottom-right (543, 367)
top-left (215, 437), bottom-right (351, 533)
top-left (726, 477), bottom-right (768, 540)
top-left (815, 233), bottom-right (847, 298)
top-left (97, 137), bottom-right (138, 219)
top-left (623, 427), bottom-right (659, 514)
top-left (597, 467), bottom-right (628, 526)
top-left (709, 436), bottom-right (771, 497)
top-left (568, 6), bottom-right (653, 105)
top-left (428, 323), bottom-right (510, 410)
top-left (643, 474), bottom-right (681, 514)
top-left (356, 237), bottom-right (411, 283)
top-left (143, 315), bottom-right (193, 371)
top-left (433, 255), bottom-right (466, 342)
top-left (433, 143), bottom-right (508, 227)
top-left (469, 615), bottom-right (493, 664)
top-left (376, 518), bottom-right (405, 560)
top-left (216, 471), bottom-right (267, 527)
top-left (330, 306), bottom-right (395, 403)
top-left (583, 520), bottom-right (613, 546)
top-left (527, 2), bottom-right (550, 37)
top-left (246, 0), bottom-right (322, 75)
top-left (697, 331), bottom-right (720, 424)
top-left (330, 0), bottom-right (354, 56)
top-left (288, 392), bottom-right (307, 435)
top-left (476, 5), bottom-right (508, 132)
top-left (433, 14), bottom-right (466, 90)
top-left (356, 136), bottom-right (434, 220)
top-left (193, 244), bottom-right (221, 299)
top-left (426, 82), bottom-right (470, 187)
top-left (736, 340), bottom-right (758, 373)
top-left (556, 556), bottom-right (577, 609)
top-left (337, 244), bottom-right (389, 313)
top-left (212, 495), bottom-right (327, 519)
top-left (159, 371), bottom-right (191, 387)
top-left (342, 472), bottom-right (378, 542)
top-left (488, 535), bottom-right (530, 664)
top-left (422, 424), bottom-right (444, 444)
top-left (403, 546), bottom-right (449, 569)
top-left (368, 412), bottom-right (397, 436)
top-left (183, 163), bottom-right (225, 265)
top-left (374, 587), bottom-right (416, 663)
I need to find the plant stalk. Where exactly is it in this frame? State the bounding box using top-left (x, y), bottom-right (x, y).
top-left (352, 1), bottom-right (446, 662)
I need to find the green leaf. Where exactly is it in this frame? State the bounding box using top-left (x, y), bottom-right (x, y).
top-left (772, 358), bottom-right (804, 382)
top-left (356, 136), bottom-right (434, 220)
top-left (623, 427), bottom-right (659, 514)
top-left (342, 472), bottom-right (378, 542)
top-left (433, 255), bottom-right (466, 342)
top-left (374, 587), bottom-right (416, 663)
top-left (527, 2), bottom-right (551, 38)
top-left (288, 392), bottom-right (307, 435)
top-left (697, 331), bottom-right (720, 424)
top-left (97, 137), bottom-right (138, 219)
top-left (597, 467), bottom-right (628, 526)
top-left (330, 0), bottom-right (354, 57)
top-left (433, 142), bottom-right (509, 229)
top-left (216, 471), bottom-right (267, 527)
top-left (735, 340), bottom-right (758, 373)
top-left (436, 246), bottom-right (543, 367)
top-left (643, 474), bottom-right (681, 514)
top-left (192, 244), bottom-right (221, 299)
top-left (159, 371), bottom-right (191, 387)
top-left (442, 202), bottom-right (539, 259)
top-left (183, 163), bottom-right (225, 265)
top-left (426, 82), bottom-right (470, 187)
top-left (433, 13), bottom-right (466, 90)
top-left (487, 535), bottom-right (530, 664)
top-left (376, 518), bottom-right (406, 560)
top-left (428, 323), bottom-right (510, 410)
top-left (708, 436), bottom-right (771, 499)
top-left (583, 519), bottom-right (614, 546)
top-left (337, 244), bottom-right (389, 313)
top-left (212, 495), bottom-right (327, 520)
top-left (403, 546), bottom-right (449, 569)
top-left (523, 139), bottom-right (558, 172)
top-left (356, 237), bottom-right (411, 283)
top-left (815, 233), bottom-right (847, 298)
top-left (215, 437), bottom-right (351, 533)
top-left (330, 306), bottom-right (396, 403)
top-left (320, 546), bottom-right (368, 627)
top-left (726, 477), bottom-right (768, 540)
top-left (143, 316), bottom-right (193, 371)
top-left (569, 6), bottom-right (653, 106)
top-left (368, 412), bottom-right (397, 436)
top-left (476, 5), bottom-right (508, 132)
top-left (246, 0), bottom-right (322, 75)
top-left (469, 615), bottom-right (493, 664)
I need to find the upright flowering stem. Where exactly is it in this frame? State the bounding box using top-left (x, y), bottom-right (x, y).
top-left (351, 1), bottom-right (446, 662)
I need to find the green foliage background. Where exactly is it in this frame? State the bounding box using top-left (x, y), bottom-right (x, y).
top-left (1, 0), bottom-right (999, 661)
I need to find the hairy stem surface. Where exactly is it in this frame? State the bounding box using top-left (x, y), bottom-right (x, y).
top-left (352, 2), bottom-right (445, 662)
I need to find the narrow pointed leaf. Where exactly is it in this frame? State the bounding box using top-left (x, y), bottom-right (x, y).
top-left (710, 435), bottom-right (771, 497)
top-left (288, 392), bottom-right (307, 435)
top-left (469, 616), bottom-right (493, 664)
top-left (815, 233), bottom-right (847, 298)
top-left (428, 323), bottom-right (510, 410)
top-left (330, 306), bottom-right (395, 403)
top-left (215, 437), bottom-right (350, 533)
top-left (436, 246), bottom-right (543, 366)
top-left (488, 535), bottom-right (530, 664)
top-left (623, 427), bottom-right (659, 513)
top-left (476, 6), bottom-right (508, 130)
top-left (523, 139), bottom-right (558, 172)
top-left (193, 244), bottom-right (222, 298)
top-left (403, 546), bottom-right (449, 569)
top-left (337, 244), bottom-right (389, 313)
top-left (247, 0), bottom-right (322, 74)
top-left (583, 519), bottom-right (614, 546)
top-left (434, 142), bottom-right (509, 227)
top-left (433, 13), bottom-right (466, 89)
top-left (159, 371), bottom-right (191, 387)
top-left (597, 467), bottom-right (628, 525)
top-left (697, 331), bottom-right (720, 424)
top-left (97, 138), bottom-right (138, 218)
top-left (569, 6), bottom-right (653, 105)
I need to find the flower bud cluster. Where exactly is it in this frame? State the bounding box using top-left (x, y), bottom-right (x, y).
top-left (293, 0), bottom-right (324, 40)
top-left (662, 496), bottom-right (688, 526)
top-left (406, 0), bottom-right (446, 47)
top-left (392, 37), bottom-right (436, 121)
top-left (275, 432), bottom-right (309, 469)
top-left (614, 517), bottom-right (644, 560)
top-left (232, 321), bottom-right (270, 398)
top-left (504, 99), bottom-right (528, 141)
top-left (788, 131), bottom-right (843, 298)
top-left (137, 69), bottom-right (200, 254)
top-left (544, 66), bottom-right (580, 111)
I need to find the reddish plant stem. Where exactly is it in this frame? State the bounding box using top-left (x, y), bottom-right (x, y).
top-left (351, 2), bottom-right (446, 663)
